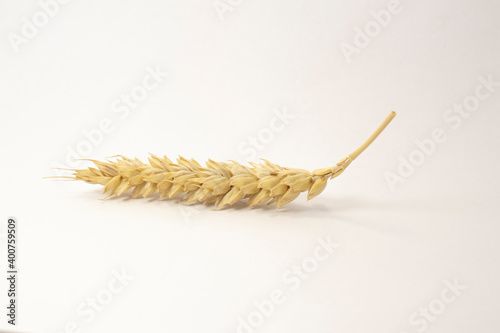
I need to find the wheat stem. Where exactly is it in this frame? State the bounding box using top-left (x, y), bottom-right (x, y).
top-left (314, 111), bottom-right (396, 181)
top-left (348, 111), bottom-right (396, 161)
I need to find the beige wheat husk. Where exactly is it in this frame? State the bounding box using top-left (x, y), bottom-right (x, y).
top-left (55, 112), bottom-right (396, 209)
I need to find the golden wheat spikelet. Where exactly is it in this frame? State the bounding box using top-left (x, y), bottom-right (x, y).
top-left (54, 112), bottom-right (395, 208)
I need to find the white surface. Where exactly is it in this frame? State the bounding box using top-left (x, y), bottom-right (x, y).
top-left (1, 0), bottom-right (499, 332)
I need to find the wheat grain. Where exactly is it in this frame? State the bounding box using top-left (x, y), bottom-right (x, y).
top-left (57, 112), bottom-right (396, 208)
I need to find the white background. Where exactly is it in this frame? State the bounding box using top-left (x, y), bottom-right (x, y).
top-left (1, 0), bottom-right (499, 332)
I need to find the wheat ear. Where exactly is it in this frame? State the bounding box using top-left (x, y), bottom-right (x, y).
top-left (56, 112), bottom-right (395, 208)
